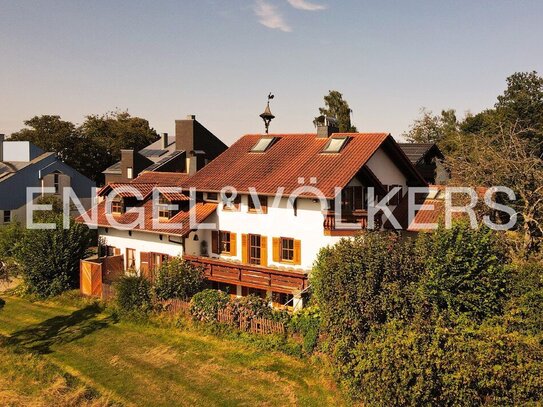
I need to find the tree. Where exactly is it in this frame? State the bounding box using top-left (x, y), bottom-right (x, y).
top-left (16, 214), bottom-right (93, 297)
top-left (447, 126), bottom-right (543, 255)
top-left (403, 108), bottom-right (460, 152)
top-left (495, 71), bottom-right (543, 151)
top-left (316, 90), bottom-right (357, 132)
top-left (10, 110), bottom-right (158, 183)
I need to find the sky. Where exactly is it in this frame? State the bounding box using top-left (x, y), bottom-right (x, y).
top-left (1, 0), bottom-right (543, 145)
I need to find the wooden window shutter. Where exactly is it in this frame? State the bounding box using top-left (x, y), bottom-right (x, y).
top-left (211, 231), bottom-right (219, 254)
top-left (272, 237), bottom-right (280, 262)
top-left (261, 196), bottom-right (268, 214)
top-left (294, 240), bottom-right (302, 265)
top-left (140, 252), bottom-right (150, 275)
top-left (114, 247), bottom-right (121, 256)
top-left (260, 236), bottom-right (268, 267)
top-left (230, 232), bottom-right (237, 256)
top-left (241, 234), bottom-right (248, 264)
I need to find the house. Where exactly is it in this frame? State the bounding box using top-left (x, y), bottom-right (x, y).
top-left (103, 115), bottom-right (228, 184)
top-left (79, 120), bottom-right (427, 309)
top-left (398, 143), bottom-right (447, 184)
top-left (0, 135), bottom-right (95, 225)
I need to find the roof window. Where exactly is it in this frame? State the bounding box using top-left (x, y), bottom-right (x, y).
top-left (322, 137), bottom-right (349, 153)
top-left (251, 137), bottom-right (276, 152)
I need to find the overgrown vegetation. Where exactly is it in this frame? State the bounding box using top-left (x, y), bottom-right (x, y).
top-left (114, 275), bottom-right (152, 315)
top-left (311, 225), bottom-right (543, 404)
top-left (153, 258), bottom-right (204, 301)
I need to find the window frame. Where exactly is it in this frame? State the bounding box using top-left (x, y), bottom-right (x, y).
top-left (322, 137), bottom-right (349, 153)
top-left (222, 194), bottom-right (241, 211)
top-left (248, 195), bottom-right (268, 214)
top-left (126, 248), bottom-right (136, 270)
top-left (280, 237), bottom-right (295, 262)
top-left (158, 196), bottom-right (170, 219)
top-left (3, 210), bottom-right (11, 224)
top-left (53, 173), bottom-right (60, 194)
top-left (248, 234), bottom-right (262, 265)
top-left (111, 198), bottom-right (124, 214)
top-left (219, 231), bottom-right (231, 254)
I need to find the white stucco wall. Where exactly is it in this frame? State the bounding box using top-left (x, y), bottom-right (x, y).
top-left (98, 227), bottom-right (184, 271)
top-left (367, 147), bottom-right (408, 190)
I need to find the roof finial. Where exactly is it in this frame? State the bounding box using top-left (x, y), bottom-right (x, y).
top-left (260, 93), bottom-right (275, 134)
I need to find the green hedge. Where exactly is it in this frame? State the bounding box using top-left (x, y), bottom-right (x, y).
top-left (153, 257), bottom-right (204, 301)
top-left (190, 289), bottom-right (229, 322)
top-left (115, 275), bottom-right (152, 314)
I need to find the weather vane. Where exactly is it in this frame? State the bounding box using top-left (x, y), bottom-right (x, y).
top-left (259, 93), bottom-right (275, 134)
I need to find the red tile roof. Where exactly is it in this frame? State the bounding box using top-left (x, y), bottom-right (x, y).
top-left (183, 133), bottom-right (393, 198)
top-left (76, 200), bottom-right (217, 236)
top-left (131, 171), bottom-right (191, 186)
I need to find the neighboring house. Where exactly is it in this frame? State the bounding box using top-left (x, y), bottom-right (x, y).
top-left (80, 122), bottom-right (426, 309)
top-left (0, 135), bottom-right (95, 225)
top-left (103, 115), bottom-right (228, 184)
top-left (398, 143), bottom-right (448, 185)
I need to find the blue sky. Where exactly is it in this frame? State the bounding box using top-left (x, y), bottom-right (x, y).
top-left (1, 0), bottom-right (542, 145)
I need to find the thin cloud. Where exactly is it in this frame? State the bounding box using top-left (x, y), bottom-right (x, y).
top-left (254, 0), bottom-right (292, 32)
top-left (286, 0), bottom-right (326, 11)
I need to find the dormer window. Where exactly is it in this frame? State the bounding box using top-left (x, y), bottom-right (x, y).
top-left (158, 196), bottom-right (170, 219)
top-left (322, 137), bottom-right (349, 153)
top-left (251, 137), bottom-right (276, 152)
top-left (111, 197), bottom-right (124, 214)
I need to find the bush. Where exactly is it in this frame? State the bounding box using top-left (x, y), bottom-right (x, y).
top-left (153, 257), bottom-right (204, 301)
top-left (311, 232), bottom-right (421, 348)
top-left (289, 306), bottom-right (321, 354)
top-left (115, 275), bottom-right (152, 314)
top-left (504, 261), bottom-right (543, 334)
top-left (419, 222), bottom-right (509, 321)
top-left (16, 215), bottom-right (92, 297)
top-left (348, 318), bottom-right (543, 405)
top-left (190, 289), bottom-right (229, 322)
top-left (0, 221), bottom-right (24, 259)
top-left (0, 297), bottom-right (4, 310)
top-left (224, 294), bottom-right (274, 322)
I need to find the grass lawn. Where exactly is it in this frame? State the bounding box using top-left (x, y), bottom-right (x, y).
top-left (0, 295), bottom-right (345, 406)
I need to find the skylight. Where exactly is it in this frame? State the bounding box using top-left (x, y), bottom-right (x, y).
top-left (251, 137), bottom-right (276, 152)
top-left (322, 137), bottom-right (349, 153)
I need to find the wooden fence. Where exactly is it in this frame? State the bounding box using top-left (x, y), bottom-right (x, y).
top-left (216, 309), bottom-right (285, 335)
top-left (159, 299), bottom-right (191, 316)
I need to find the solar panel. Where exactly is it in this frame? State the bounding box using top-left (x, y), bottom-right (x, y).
top-left (140, 149), bottom-right (168, 157)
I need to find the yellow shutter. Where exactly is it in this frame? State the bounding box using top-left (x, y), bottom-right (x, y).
top-left (241, 234), bottom-right (248, 264)
top-left (230, 232), bottom-right (237, 256)
top-left (261, 236), bottom-right (268, 267)
top-left (272, 237), bottom-right (280, 262)
top-left (294, 240), bottom-right (302, 265)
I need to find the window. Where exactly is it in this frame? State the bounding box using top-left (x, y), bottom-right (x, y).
top-left (341, 186), bottom-right (365, 212)
top-left (322, 137), bottom-right (349, 153)
top-left (158, 196), bottom-right (170, 219)
top-left (281, 238), bottom-right (295, 262)
top-left (53, 173), bottom-right (60, 194)
top-left (126, 248), bottom-right (136, 269)
top-left (152, 253), bottom-right (168, 270)
top-left (127, 167), bottom-right (133, 179)
top-left (248, 195), bottom-right (268, 214)
top-left (222, 194), bottom-right (241, 211)
top-left (206, 192), bottom-right (218, 201)
top-left (249, 234), bottom-right (261, 265)
top-left (111, 198), bottom-right (123, 214)
top-left (385, 185), bottom-right (403, 206)
top-left (272, 292), bottom-right (294, 308)
top-left (3, 210), bottom-right (11, 224)
top-left (220, 231), bottom-right (231, 254)
top-left (251, 137), bottom-right (276, 152)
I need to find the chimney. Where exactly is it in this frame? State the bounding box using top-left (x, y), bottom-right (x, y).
top-left (0, 134), bottom-right (4, 162)
top-left (161, 133), bottom-right (169, 149)
top-left (175, 115), bottom-right (196, 152)
top-left (316, 116), bottom-right (339, 138)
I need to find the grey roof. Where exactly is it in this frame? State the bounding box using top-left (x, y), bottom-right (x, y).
top-left (145, 150), bottom-right (185, 172)
top-left (0, 152), bottom-right (55, 183)
top-left (398, 143), bottom-right (443, 164)
top-left (103, 134), bottom-right (180, 174)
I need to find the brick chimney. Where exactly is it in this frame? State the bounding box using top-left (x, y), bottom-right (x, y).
top-left (161, 133), bottom-right (169, 149)
top-left (175, 115), bottom-right (196, 152)
top-left (316, 116), bottom-right (339, 138)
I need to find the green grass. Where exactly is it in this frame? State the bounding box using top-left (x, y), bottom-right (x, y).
top-left (0, 295), bottom-right (345, 406)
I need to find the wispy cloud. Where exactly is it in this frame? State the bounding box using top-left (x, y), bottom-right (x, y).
top-left (286, 0), bottom-right (326, 11)
top-left (254, 0), bottom-right (292, 32)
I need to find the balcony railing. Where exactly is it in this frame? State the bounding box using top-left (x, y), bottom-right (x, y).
top-left (323, 210), bottom-right (381, 235)
top-left (183, 255), bottom-right (308, 294)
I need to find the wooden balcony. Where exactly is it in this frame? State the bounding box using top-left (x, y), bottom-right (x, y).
top-left (323, 210), bottom-right (381, 235)
top-left (183, 255), bottom-right (308, 294)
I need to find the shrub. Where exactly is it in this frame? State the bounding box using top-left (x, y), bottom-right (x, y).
top-left (289, 306), bottom-right (321, 354)
top-left (115, 275), bottom-right (152, 314)
top-left (348, 318), bottom-right (543, 405)
top-left (418, 222), bottom-right (509, 321)
top-left (16, 215), bottom-right (92, 297)
top-left (504, 261), bottom-right (543, 334)
top-left (0, 221), bottom-right (24, 259)
top-left (190, 289), bottom-right (229, 322)
top-left (153, 257), bottom-right (204, 301)
top-left (224, 294), bottom-right (274, 322)
top-left (0, 297), bottom-right (4, 310)
top-left (311, 231), bottom-right (421, 348)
